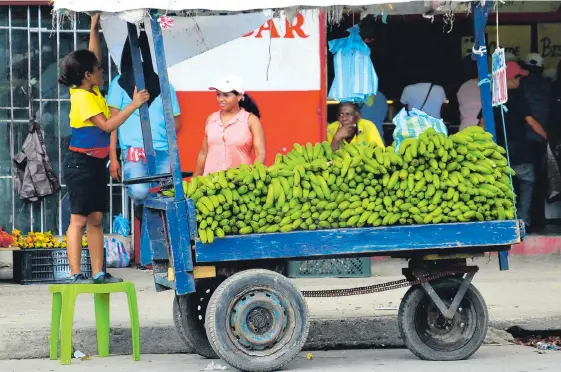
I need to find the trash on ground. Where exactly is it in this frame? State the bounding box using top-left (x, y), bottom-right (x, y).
top-left (202, 361), bottom-right (227, 370)
top-left (536, 342), bottom-right (559, 351)
top-left (306, 353), bottom-right (314, 360)
top-left (73, 350), bottom-right (91, 360)
top-left (515, 336), bottom-right (561, 350)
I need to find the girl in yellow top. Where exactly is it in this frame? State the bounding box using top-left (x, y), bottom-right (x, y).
top-left (58, 14), bottom-right (149, 284)
top-left (327, 102), bottom-right (384, 151)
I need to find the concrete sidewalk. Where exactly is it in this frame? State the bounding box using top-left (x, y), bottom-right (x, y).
top-left (0, 255), bottom-right (560, 360)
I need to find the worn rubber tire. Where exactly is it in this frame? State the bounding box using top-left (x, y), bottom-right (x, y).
top-left (398, 278), bottom-right (489, 361)
top-left (205, 269), bottom-right (310, 372)
top-left (172, 295), bottom-right (192, 348)
top-left (172, 284), bottom-right (219, 359)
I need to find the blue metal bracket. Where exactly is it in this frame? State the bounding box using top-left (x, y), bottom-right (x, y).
top-left (149, 13), bottom-right (195, 295)
top-left (149, 13), bottom-right (185, 201)
top-left (126, 23), bottom-right (157, 177)
top-left (472, 1), bottom-right (496, 140)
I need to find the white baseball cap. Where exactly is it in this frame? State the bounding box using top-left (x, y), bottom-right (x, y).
top-left (524, 53), bottom-right (544, 68)
top-left (209, 75), bottom-right (245, 95)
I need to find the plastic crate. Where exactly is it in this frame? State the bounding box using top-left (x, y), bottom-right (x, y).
top-left (13, 248), bottom-right (92, 285)
top-left (287, 257), bottom-right (372, 278)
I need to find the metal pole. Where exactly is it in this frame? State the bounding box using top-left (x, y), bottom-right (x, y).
top-left (472, 2), bottom-right (510, 271)
top-left (126, 23), bottom-right (157, 176)
top-left (149, 14), bottom-right (185, 202)
top-left (472, 1), bottom-right (496, 140)
top-left (148, 12), bottom-right (194, 293)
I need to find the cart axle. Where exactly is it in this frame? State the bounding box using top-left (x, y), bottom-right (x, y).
top-left (300, 266), bottom-right (478, 298)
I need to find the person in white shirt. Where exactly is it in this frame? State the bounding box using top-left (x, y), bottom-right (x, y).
top-left (400, 82), bottom-right (447, 119)
top-left (457, 57), bottom-right (482, 130)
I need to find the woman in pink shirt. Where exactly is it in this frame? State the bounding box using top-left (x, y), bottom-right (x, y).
top-left (194, 75), bottom-right (266, 176)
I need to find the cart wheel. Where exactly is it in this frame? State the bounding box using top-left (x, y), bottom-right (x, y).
top-left (172, 280), bottom-right (219, 359)
top-left (398, 278), bottom-right (488, 361)
top-left (205, 269), bottom-right (310, 372)
top-left (172, 296), bottom-right (191, 347)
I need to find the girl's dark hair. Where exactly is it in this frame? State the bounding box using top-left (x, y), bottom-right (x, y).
top-left (58, 49), bottom-right (98, 87)
top-left (233, 91), bottom-right (261, 118)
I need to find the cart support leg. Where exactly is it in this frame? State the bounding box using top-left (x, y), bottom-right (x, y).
top-left (420, 272), bottom-right (475, 320)
top-left (498, 249), bottom-right (510, 271)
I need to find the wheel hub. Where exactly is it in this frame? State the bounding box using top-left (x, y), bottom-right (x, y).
top-left (247, 307), bottom-right (274, 334)
top-left (229, 290), bottom-right (288, 351)
top-left (416, 296), bottom-right (475, 351)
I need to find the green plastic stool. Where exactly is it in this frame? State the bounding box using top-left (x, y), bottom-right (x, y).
top-left (49, 282), bottom-right (140, 365)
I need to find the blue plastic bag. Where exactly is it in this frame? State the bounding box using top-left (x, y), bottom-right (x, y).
top-left (112, 214), bottom-right (131, 237)
top-left (105, 237), bottom-right (130, 268)
top-left (392, 108), bottom-right (448, 151)
top-left (328, 25), bottom-right (378, 103)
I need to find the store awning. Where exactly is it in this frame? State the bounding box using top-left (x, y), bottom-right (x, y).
top-left (53, 0), bottom-right (436, 13)
top-left (52, 0), bottom-right (478, 20)
top-left (52, 1), bottom-right (561, 18)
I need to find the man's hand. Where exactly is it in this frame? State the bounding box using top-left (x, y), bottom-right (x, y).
top-left (334, 124), bottom-right (357, 141)
top-left (109, 160), bottom-right (121, 181)
top-left (525, 116), bottom-right (548, 141)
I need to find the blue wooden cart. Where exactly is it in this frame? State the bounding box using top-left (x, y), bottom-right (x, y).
top-left (55, 1), bottom-right (524, 371)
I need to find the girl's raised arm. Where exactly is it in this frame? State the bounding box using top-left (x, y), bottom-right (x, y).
top-left (89, 13), bottom-right (102, 63)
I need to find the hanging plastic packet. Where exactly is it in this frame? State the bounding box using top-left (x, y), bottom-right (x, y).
top-left (492, 47), bottom-right (508, 107)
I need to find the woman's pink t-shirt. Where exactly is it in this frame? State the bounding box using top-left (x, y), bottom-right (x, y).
top-left (203, 109), bottom-right (253, 176)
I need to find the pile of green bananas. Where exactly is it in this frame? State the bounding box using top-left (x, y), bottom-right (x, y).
top-left (179, 126), bottom-right (516, 243)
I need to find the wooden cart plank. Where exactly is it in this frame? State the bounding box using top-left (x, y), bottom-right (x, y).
top-left (195, 220), bottom-right (523, 263)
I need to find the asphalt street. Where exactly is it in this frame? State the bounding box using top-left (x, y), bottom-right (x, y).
top-left (0, 346), bottom-right (559, 372)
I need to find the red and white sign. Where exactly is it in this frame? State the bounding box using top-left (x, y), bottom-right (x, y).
top-left (169, 11), bottom-right (320, 92)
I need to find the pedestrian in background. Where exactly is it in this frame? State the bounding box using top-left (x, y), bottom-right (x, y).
top-left (520, 53), bottom-right (551, 230)
top-left (400, 79), bottom-right (447, 119)
top-left (479, 62), bottom-right (533, 230)
top-left (457, 56), bottom-right (481, 131)
top-left (360, 92), bottom-right (388, 146)
top-left (107, 31), bottom-right (181, 219)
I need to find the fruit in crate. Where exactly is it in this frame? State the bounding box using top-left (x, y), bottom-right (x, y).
top-left (0, 227), bottom-right (14, 248)
top-left (165, 126), bottom-right (517, 243)
top-left (11, 230), bottom-right (63, 249)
